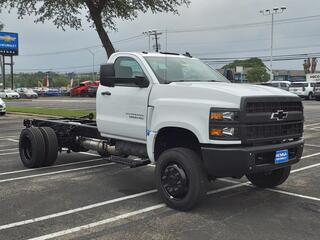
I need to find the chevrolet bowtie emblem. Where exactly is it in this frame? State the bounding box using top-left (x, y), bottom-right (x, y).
top-left (271, 110), bottom-right (288, 121)
top-left (0, 35), bottom-right (16, 42)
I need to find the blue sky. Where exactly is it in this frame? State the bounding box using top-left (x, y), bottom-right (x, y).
top-left (0, 0), bottom-right (319, 73)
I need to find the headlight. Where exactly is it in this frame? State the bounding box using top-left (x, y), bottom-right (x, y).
top-left (209, 109), bottom-right (240, 140)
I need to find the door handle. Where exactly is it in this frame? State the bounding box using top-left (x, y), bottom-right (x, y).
top-left (101, 91), bottom-right (111, 96)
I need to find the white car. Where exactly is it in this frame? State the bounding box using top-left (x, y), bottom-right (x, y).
top-left (289, 82), bottom-right (317, 100)
top-left (0, 98), bottom-right (6, 116)
top-left (0, 89), bottom-right (20, 99)
top-left (262, 81), bottom-right (291, 91)
top-left (16, 88), bottom-right (38, 99)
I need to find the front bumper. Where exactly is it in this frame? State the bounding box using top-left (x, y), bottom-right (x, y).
top-left (201, 139), bottom-right (304, 178)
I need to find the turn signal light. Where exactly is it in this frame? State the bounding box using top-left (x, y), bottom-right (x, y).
top-left (210, 112), bottom-right (224, 120)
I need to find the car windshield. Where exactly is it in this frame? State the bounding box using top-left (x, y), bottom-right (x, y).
top-left (144, 56), bottom-right (230, 84)
top-left (291, 83), bottom-right (308, 87)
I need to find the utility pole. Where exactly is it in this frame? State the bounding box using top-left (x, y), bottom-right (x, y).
top-left (143, 30), bottom-right (162, 52)
top-left (260, 6), bottom-right (287, 81)
top-left (87, 49), bottom-right (96, 81)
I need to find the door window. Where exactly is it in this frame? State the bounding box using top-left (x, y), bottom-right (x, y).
top-left (114, 57), bottom-right (146, 86)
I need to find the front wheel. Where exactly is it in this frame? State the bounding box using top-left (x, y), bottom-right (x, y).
top-left (155, 148), bottom-right (207, 211)
top-left (246, 166), bottom-right (291, 188)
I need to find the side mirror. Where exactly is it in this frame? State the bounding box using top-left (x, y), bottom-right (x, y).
top-left (134, 76), bottom-right (150, 88)
top-left (100, 64), bottom-right (115, 87)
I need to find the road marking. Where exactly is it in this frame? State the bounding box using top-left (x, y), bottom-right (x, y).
top-left (0, 163), bottom-right (115, 183)
top-left (0, 158), bottom-right (104, 176)
top-left (26, 183), bottom-right (246, 240)
top-left (304, 144), bottom-right (320, 148)
top-left (291, 163), bottom-right (320, 173)
top-left (266, 188), bottom-right (320, 202)
top-left (0, 152), bottom-right (19, 156)
top-left (0, 136), bottom-right (18, 140)
top-left (0, 148), bottom-right (18, 152)
top-left (0, 189), bottom-right (158, 231)
top-left (301, 152), bottom-right (320, 159)
top-left (304, 122), bottom-right (320, 127)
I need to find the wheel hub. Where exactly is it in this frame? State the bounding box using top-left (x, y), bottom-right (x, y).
top-left (161, 163), bottom-right (188, 199)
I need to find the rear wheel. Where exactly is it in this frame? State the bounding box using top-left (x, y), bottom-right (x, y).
top-left (316, 97), bottom-right (320, 101)
top-left (0, 112), bottom-right (5, 116)
top-left (40, 127), bottom-right (59, 166)
top-left (155, 148), bottom-right (207, 211)
top-left (246, 166), bottom-right (291, 188)
top-left (19, 128), bottom-right (46, 168)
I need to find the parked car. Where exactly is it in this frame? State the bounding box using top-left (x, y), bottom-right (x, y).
top-left (87, 85), bottom-right (98, 97)
top-left (314, 82), bottom-right (320, 101)
top-left (70, 81), bottom-right (100, 97)
top-left (16, 88), bottom-right (38, 99)
top-left (0, 98), bottom-right (6, 116)
top-left (262, 81), bottom-right (291, 91)
top-left (44, 89), bottom-right (61, 97)
top-left (0, 89), bottom-right (20, 99)
top-left (289, 81), bottom-right (318, 100)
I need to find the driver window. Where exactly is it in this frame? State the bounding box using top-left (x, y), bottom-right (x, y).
top-left (114, 57), bottom-right (146, 87)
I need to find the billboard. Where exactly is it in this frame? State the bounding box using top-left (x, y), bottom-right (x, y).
top-left (306, 73), bottom-right (320, 82)
top-left (0, 32), bottom-right (19, 55)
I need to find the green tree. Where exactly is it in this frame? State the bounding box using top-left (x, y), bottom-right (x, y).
top-left (0, 0), bottom-right (190, 57)
top-left (223, 58), bottom-right (266, 69)
top-left (246, 67), bottom-right (270, 83)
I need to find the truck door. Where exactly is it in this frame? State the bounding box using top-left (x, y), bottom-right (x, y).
top-left (97, 56), bottom-right (151, 142)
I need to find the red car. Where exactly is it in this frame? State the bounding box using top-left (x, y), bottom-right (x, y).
top-left (70, 81), bottom-right (99, 97)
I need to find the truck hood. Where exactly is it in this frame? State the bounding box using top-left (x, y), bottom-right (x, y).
top-left (171, 82), bottom-right (295, 97)
top-left (150, 82), bottom-right (298, 109)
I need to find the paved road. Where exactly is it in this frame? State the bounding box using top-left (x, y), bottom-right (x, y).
top-left (0, 101), bottom-right (319, 239)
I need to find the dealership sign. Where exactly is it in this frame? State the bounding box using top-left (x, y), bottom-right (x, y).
top-left (306, 73), bottom-right (320, 82)
top-left (0, 32), bottom-right (19, 55)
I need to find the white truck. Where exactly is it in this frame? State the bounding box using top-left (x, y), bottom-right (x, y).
top-left (19, 52), bottom-right (304, 211)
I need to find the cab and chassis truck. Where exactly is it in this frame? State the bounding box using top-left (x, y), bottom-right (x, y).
top-left (19, 52), bottom-right (304, 211)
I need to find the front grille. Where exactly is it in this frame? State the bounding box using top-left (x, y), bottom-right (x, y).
top-left (245, 122), bottom-right (303, 141)
top-left (246, 101), bottom-right (303, 113)
top-left (241, 97), bottom-right (304, 143)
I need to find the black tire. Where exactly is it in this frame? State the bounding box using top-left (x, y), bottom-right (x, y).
top-left (246, 166), bottom-right (291, 188)
top-left (155, 148), bottom-right (207, 211)
top-left (19, 128), bottom-right (46, 168)
top-left (316, 97), bottom-right (320, 101)
top-left (40, 127), bottom-right (59, 166)
top-left (0, 112), bottom-right (5, 116)
top-left (308, 92), bottom-right (314, 100)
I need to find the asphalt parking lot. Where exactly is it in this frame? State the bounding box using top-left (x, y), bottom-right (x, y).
top-left (0, 101), bottom-right (319, 240)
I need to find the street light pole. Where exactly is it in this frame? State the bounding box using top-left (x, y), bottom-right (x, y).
top-left (87, 49), bottom-right (95, 81)
top-left (260, 6), bottom-right (287, 81)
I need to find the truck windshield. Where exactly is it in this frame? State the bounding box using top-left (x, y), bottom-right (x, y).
top-left (144, 56), bottom-right (230, 84)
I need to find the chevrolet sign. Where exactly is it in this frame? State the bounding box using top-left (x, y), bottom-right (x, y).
top-left (0, 32), bottom-right (19, 55)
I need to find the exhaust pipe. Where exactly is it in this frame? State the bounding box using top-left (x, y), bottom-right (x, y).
top-left (79, 138), bottom-right (118, 155)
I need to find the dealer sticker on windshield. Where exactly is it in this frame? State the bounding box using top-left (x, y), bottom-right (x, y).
top-left (275, 149), bottom-right (289, 164)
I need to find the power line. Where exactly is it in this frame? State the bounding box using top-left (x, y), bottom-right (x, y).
top-left (165, 14), bottom-right (320, 34)
top-left (20, 34), bottom-right (145, 57)
top-left (193, 43), bottom-right (320, 57)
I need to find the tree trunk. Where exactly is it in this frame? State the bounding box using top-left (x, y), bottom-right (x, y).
top-left (85, 1), bottom-right (115, 58)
